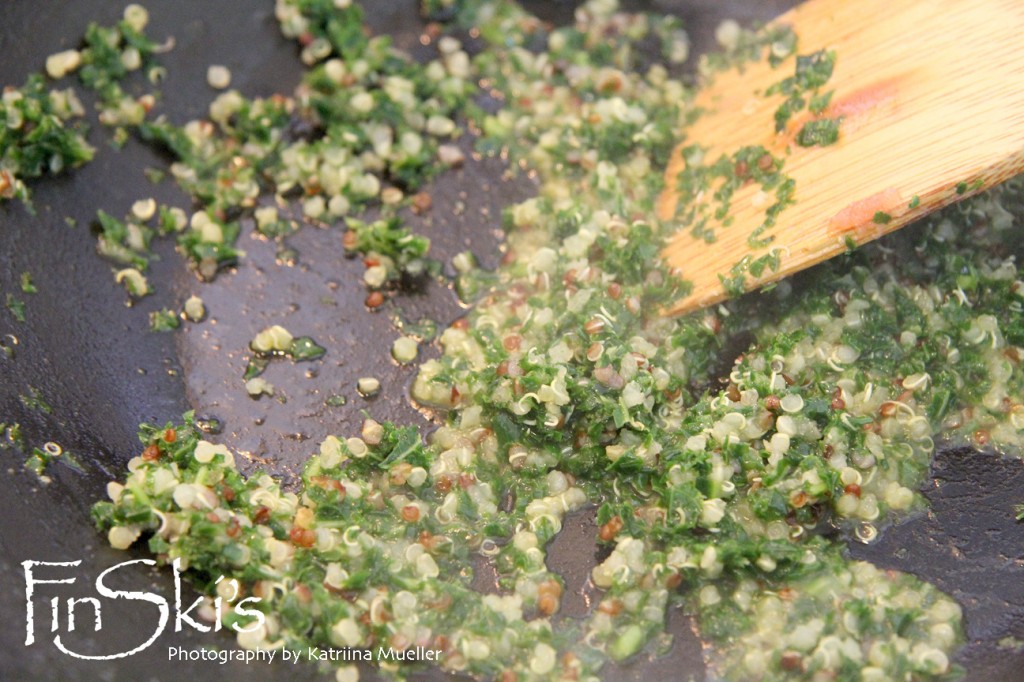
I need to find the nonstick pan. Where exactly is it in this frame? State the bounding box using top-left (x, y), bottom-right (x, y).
top-left (2, 1), bottom-right (1024, 680)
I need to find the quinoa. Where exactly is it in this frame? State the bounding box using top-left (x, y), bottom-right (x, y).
top-left (81, 1), bottom-right (1024, 681)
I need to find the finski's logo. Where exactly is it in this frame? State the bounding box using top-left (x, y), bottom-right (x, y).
top-left (23, 558), bottom-right (263, 660)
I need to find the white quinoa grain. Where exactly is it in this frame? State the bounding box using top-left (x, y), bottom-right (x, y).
top-left (207, 65), bottom-right (232, 90)
top-left (392, 336), bottom-right (418, 364)
top-left (357, 377), bottom-right (380, 397)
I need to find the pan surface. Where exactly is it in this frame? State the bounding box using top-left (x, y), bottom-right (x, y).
top-left (2, 1), bottom-right (1024, 681)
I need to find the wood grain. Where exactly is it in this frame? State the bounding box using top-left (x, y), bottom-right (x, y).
top-left (657, 0), bottom-right (1024, 316)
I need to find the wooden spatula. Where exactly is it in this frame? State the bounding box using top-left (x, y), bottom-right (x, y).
top-left (656, 0), bottom-right (1024, 316)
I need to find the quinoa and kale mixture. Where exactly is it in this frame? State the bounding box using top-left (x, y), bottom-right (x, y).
top-left (6, 0), bottom-right (1014, 680)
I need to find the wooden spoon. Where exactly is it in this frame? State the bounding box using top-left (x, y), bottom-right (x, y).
top-left (656, 0), bottom-right (1024, 316)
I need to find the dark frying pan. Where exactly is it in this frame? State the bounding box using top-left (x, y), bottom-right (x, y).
top-left (2, 2), bottom-right (1024, 680)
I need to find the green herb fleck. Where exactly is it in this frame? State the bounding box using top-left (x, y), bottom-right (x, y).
top-left (1, 422), bottom-right (25, 451)
top-left (872, 211), bottom-right (892, 225)
top-left (19, 387), bottom-right (52, 414)
top-left (144, 167), bottom-right (165, 184)
top-left (390, 312), bottom-right (439, 340)
top-left (808, 90), bottom-right (833, 115)
top-left (290, 336), bottom-right (327, 361)
top-left (20, 272), bottom-right (37, 294)
top-left (149, 308), bottom-right (181, 332)
top-left (24, 449), bottom-right (51, 478)
top-left (796, 117), bottom-right (842, 147)
top-left (6, 294), bottom-right (26, 322)
top-left (998, 636), bottom-right (1024, 652)
top-left (767, 49), bottom-right (837, 132)
top-left (243, 356), bottom-right (270, 380)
